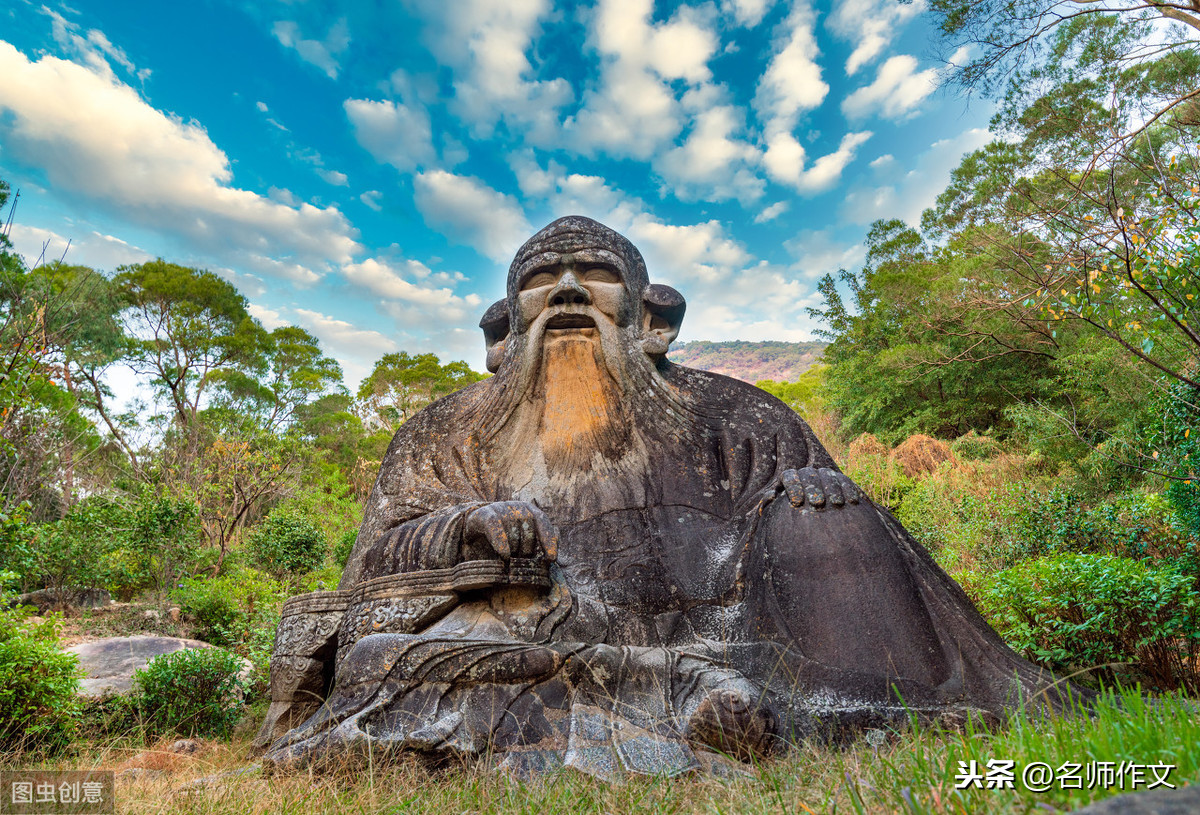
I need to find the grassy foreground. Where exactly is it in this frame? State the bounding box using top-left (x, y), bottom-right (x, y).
top-left (10, 687), bottom-right (1198, 814)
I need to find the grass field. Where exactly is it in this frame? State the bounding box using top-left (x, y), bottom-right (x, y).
top-left (8, 687), bottom-right (1196, 814)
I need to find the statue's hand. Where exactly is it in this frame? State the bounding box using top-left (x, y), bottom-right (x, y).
top-left (781, 467), bottom-right (862, 510)
top-left (464, 501), bottom-right (559, 562)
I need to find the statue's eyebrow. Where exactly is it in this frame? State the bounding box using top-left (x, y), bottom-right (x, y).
top-left (516, 253), bottom-right (562, 287)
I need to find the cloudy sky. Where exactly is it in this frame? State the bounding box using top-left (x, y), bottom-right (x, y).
top-left (0, 0), bottom-right (991, 388)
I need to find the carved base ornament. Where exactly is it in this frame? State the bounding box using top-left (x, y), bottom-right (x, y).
top-left (257, 217), bottom-right (1073, 778)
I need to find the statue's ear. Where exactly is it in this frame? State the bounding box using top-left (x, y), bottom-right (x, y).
top-left (479, 298), bottom-right (509, 373)
top-left (641, 283), bottom-right (686, 357)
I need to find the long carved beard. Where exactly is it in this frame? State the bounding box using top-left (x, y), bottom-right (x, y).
top-left (537, 335), bottom-right (632, 472)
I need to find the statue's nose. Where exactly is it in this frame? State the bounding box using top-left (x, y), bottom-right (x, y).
top-left (549, 271), bottom-right (591, 307)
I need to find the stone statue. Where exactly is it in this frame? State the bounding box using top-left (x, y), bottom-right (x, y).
top-left (257, 216), bottom-right (1061, 778)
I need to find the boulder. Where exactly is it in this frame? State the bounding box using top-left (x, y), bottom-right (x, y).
top-left (14, 587), bottom-right (112, 613)
top-left (66, 636), bottom-right (250, 697)
top-left (1068, 784), bottom-right (1200, 814)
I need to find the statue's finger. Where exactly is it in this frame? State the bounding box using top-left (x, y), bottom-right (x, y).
top-left (468, 506), bottom-right (510, 559)
top-left (801, 468), bottom-right (826, 509)
top-left (781, 469), bottom-right (805, 507)
top-left (819, 468), bottom-right (845, 507)
top-left (528, 506), bottom-right (558, 562)
top-left (838, 475), bottom-right (862, 504)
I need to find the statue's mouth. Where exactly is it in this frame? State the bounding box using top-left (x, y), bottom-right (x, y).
top-left (545, 312), bottom-right (596, 331)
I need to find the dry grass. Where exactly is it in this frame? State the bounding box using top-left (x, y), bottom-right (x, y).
top-left (8, 687), bottom-right (1197, 814)
top-left (889, 436), bottom-right (955, 479)
top-left (57, 602), bottom-right (194, 647)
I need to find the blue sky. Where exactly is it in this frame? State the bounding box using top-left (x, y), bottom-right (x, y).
top-left (0, 0), bottom-right (991, 389)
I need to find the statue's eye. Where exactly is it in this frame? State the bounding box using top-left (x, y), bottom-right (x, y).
top-left (582, 267), bottom-right (620, 284)
top-left (521, 271), bottom-right (557, 290)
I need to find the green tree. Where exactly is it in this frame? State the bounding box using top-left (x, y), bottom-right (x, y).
top-left (356, 351), bottom-right (485, 432)
top-left (210, 325), bottom-right (343, 431)
top-left (115, 260), bottom-right (269, 434)
top-left (808, 220), bottom-right (1058, 443)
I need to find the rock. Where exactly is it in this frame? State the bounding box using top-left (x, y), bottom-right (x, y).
top-left (13, 587), bottom-right (112, 613)
top-left (174, 765), bottom-right (261, 795)
top-left (169, 606), bottom-right (181, 622)
top-left (143, 609), bottom-right (161, 621)
top-left (66, 636), bottom-right (250, 697)
top-left (1068, 784), bottom-right (1200, 813)
top-left (168, 739), bottom-right (202, 755)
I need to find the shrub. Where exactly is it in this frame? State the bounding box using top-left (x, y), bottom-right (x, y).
top-left (126, 491), bottom-right (202, 602)
top-left (950, 430), bottom-right (1002, 461)
top-left (842, 435), bottom-right (915, 511)
top-left (133, 647), bottom-right (246, 738)
top-left (0, 581), bottom-right (81, 752)
top-left (889, 434), bottom-right (955, 478)
top-left (977, 553), bottom-right (1200, 691)
top-left (0, 504), bottom-right (36, 590)
top-left (173, 567), bottom-right (284, 649)
top-left (247, 510), bottom-right (326, 575)
top-left (333, 528), bottom-right (357, 568)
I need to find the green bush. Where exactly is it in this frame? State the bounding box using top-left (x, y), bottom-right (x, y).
top-left (133, 647), bottom-right (246, 738)
top-left (247, 510), bottom-right (326, 575)
top-left (0, 504), bottom-right (36, 589)
top-left (173, 567), bottom-right (284, 649)
top-left (978, 553), bottom-right (1200, 691)
top-left (1010, 487), bottom-right (1190, 563)
top-left (950, 430), bottom-right (1002, 461)
top-left (0, 580), bottom-right (81, 752)
top-left (333, 527), bottom-right (357, 568)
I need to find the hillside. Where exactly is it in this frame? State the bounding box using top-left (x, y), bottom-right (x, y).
top-left (668, 340), bottom-right (826, 383)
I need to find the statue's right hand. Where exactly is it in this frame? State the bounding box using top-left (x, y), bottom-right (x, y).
top-left (463, 501), bottom-right (558, 562)
top-left (781, 467), bottom-right (862, 510)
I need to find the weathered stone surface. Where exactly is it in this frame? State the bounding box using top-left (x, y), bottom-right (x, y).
top-left (1068, 784), bottom-right (1200, 814)
top-left (67, 636), bottom-right (249, 697)
top-left (169, 739), bottom-right (202, 755)
top-left (14, 587), bottom-right (112, 613)
top-left (260, 216), bottom-right (1073, 777)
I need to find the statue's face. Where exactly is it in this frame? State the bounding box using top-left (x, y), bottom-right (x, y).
top-left (513, 248), bottom-right (635, 338)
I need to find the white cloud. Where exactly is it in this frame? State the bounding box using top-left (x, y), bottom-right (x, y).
top-left (247, 303), bottom-right (288, 330)
top-left (43, 7), bottom-right (149, 82)
top-left (840, 127), bottom-right (991, 225)
top-left (256, 100), bottom-right (269, 113)
top-left (784, 228), bottom-right (866, 279)
top-left (754, 201), bottom-right (789, 223)
top-left (763, 130), bottom-right (872, 193)
top-left (753, 4), bottom-right (828, 138)
top-left (272, 18), bottom-right (350, 79)
top-left (0, 42), bottom-right (362, 282)
top-left (360, 190), bottom-right (383, 211)
top-left (341, 257), bottom-right (480, 325)
top-left (565, 0), bottom-right (719, 160)
top-left (318, 168), bottom-right (348, 186)
top-left (8, 223), bottom-right (152, 271)
top-left (827, 0), bottom-right (925, 76)
top-left (344, 97), bottom-right (437, 172)
top-left (656, 103), bottom-right (763, 202)
top-left (412, 170), bottom-right (531, 262)
top-left (722, 0), bottom-right (776, 27)
top-left (292, 307), bottom-right (395, 355)
top-left (869, 153), bottom-right (895, 170)
top-left (402, 0), bottom-right (571, 141)
top-left (842, 55), bottom-right (939, 120)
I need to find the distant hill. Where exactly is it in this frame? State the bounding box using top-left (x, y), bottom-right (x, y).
top-left (668, 340), bottom-right (826, 383)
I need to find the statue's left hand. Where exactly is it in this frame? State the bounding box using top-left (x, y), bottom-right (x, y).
top-left (464, 501), bottom-right (559, 562)
top-left (781, 467), bottom-right (862, 510)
